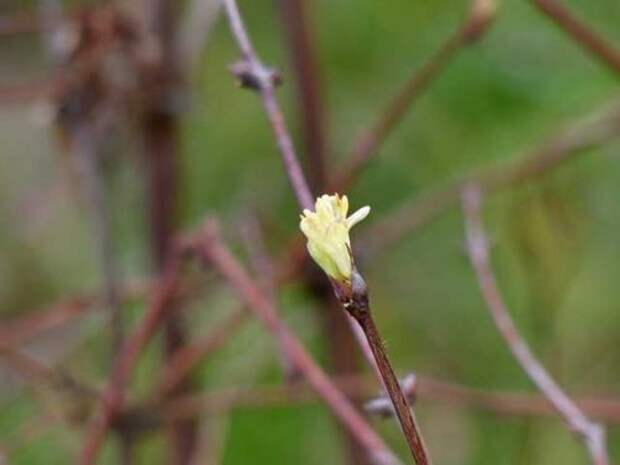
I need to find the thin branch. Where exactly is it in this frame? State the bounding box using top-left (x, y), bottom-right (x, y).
top-left (222, 0), bottom-right (314, 211)
top-left (78, 249), bottom-right (184, 465)
top-left (0, 296), bottom-right (97, 348)
top-left (157, 373), bottom-right (620, 424)
top-left (193, 221), bottom-right (402, 465)
top-left (361, 99), bottom-right (620, 258)
top-left (462, 185), bottom-right (609, 465)
top-left (277, 0), bottom-right (328, 191)
top-left (140, 0), bottom-right (198, 459)
top-left (0, 344), bottom-right (54, 382)
top-left (71, 119), bottom-right (125, 359)
top-left (276, 1), bottom-right (373, 458)
top-left (0, 274), bottom-right (209, 349)
top-left (530, 0), bottom-right (620, 75)
top-left (337, 275), bottom-right (432, 465)
top-left (331, 0), bottom-right (496, 191)
top-left (241, 214), bottom-right (300, 381)
top-left (158, 304), bottom-right (248, 397)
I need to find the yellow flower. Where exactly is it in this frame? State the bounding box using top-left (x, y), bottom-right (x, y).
top-left (299, 194), bottom-right (370, 283)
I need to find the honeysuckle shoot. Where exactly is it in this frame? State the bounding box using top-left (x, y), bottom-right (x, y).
top-left (299, 194), bottom-right (370, 284)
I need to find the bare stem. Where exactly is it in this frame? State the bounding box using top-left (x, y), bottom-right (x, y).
top-left (222, 0), bottom-right (314, 211)
top-left (344, 296), bottom-right (431, 465)
top-left (277, 0), bottom-right (328, 192)
top-left (462, 185), bottom-right (609, 465)
top-left (530, 0), bottom-right (620, 75)
top-left (331, 0), bottom-right (496, 192)
top-left (158, 305), bottom-right (248, 397)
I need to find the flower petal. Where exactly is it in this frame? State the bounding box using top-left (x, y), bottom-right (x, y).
top-left (346, 206), bottom-right (370, 230)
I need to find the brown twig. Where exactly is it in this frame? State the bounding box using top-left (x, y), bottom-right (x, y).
top-left (331, 0), bottom-right (496, 191)
top-left (462, 185), bottom-right (609, 465)
top-left (530, 0), bottom-right (620, 75)
top-left (140, 0), bottom-right (198, 460)
top-left (0, 344), bottom-right (53, 382)
top-left (277, 0), bottom-right (328, 192)
top-left (193, 221), bottom-right (402, 465)
top-left (78, 249), bottom-right (183, 465)
top-left (0, 274), bottom-right (209, 349)
top-left (222, 0), bottom-right (314, 211)
top-left (0, 296), bottom-right (96, 348)
top-left (333, 272), bottom-right (432, 465)
top-left (361, 99), bottom-right (620, 258)
top-left (158, 304), bottom-right (248, 397)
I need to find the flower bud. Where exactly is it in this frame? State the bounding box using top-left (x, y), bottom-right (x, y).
top-left (299, 194), bottom-right (370, 284)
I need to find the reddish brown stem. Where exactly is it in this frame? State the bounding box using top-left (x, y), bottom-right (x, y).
top-left (78, 253), bottom-right (182, 465)
top-left (141, 0), bottom-right (198, 460)
top-left (349, 309), bottom-right (431, 465)
top-left (531, 0), bottom-right (620, 74)
top-left (331, 0), bottom-right (496, 192)
top-left (158, 305), bottom-right (248, 397)
top-left (277, 0), bottom-right (328, 191)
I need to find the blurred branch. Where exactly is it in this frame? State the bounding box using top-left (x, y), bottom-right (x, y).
top-left (78, 246), bottom-right (185, 465)
top-left (157, 373), bottom-right (620, 424)
top-left (158, 304), bottom-right (248, 397)
top-left (222, 0), bottom-right (314, 210)
top-left (361, 99), bottom-right (620, 258)
top-left (241, 215), bottom-right (300, 381)
top-left (139, 0), bottom-right (198, 459)
top-left (277, 0), bottom-right (328, 191)
top-left (331, 0), bottom-right (497, 191)
top-left (192, 220), bottom-right (403, 465)
top-left (530, 0), bottom-right (620, 75)
top-left (462, 185), bottom-right (609, 465)
top-left (0, 272), bottom-right (211, 349)
top-left (0, 344), bottom-right (54, 382)
top-left (0, 296), bottom-right (96, 348)
top-left (70, 117), bottom-right (125, 359)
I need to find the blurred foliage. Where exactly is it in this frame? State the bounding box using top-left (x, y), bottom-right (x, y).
top-left (1, 0), bottom-right (620, 464)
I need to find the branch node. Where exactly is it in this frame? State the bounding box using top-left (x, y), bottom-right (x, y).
top-left (461, 0), bottom-right (497, 44)
top-left (229, 59), bottom-right (282, 91)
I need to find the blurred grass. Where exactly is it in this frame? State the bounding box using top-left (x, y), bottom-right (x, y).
top-left (1, 0), bottom-right (620, 463)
